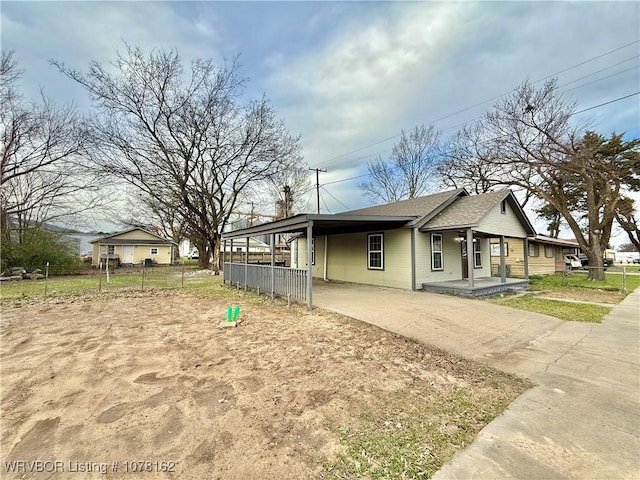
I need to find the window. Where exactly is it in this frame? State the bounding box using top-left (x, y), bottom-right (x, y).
top-left (431, 233), bottom-right (443, 271)
top-left (107, 245), bottom-right (115, 255)
top-left (529, 243), bottom-right (539, 257)
top-left (490, 242), bottom-right (509, 257)
top-left (474, 239), bottom-right (482, 268)
top-left (544, 245), bottom-right (554, 258)
top-left (150, 248), bottom-right (158, 255)
top-left (500, 200), bottom-right (506, 214)
top-left (367, 233), bottom-right (384, 270)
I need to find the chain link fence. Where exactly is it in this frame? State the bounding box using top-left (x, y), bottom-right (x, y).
top-left (0, 263), bottom-right (218, 301)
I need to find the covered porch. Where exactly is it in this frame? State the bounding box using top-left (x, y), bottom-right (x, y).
top-left (422, 277), bottom-right (529, 297)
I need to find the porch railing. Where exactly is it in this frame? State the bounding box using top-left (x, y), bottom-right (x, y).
top-left (223, 262), bottom-right (307, 301)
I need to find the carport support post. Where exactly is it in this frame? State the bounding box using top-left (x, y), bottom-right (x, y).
top-left (500, 235), bottom-right (506, 284)
top-left (306, 221), bottom-right (314, 310)
top-left (270, 233), bottom-right (275, 299)
top-left (466, 228), bottom-right (474, 288)
top-left (245, 237), bottom-right (249, 290)
top-left (222, 240), bottom-right (227, 284)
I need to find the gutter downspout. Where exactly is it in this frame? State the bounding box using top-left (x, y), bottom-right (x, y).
top-left (466, 228), bottom-right (474, 289)
top-left (500, 235), bottom-right (506, 284)
top-left (306, 221), bottom-right (314, 310)
top-left (411, 228), bottom-right (416, 291)
top-left (523, 238), bottom-right (530, 280)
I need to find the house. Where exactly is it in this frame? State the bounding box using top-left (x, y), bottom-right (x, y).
top-left (221, 188), bottom-right (536, 309)
top-left (490, 235), bottom-right (580, 276)
top-left (90, 228), bottom-right (177, 267)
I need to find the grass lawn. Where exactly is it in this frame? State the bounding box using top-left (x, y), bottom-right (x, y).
top-left (529, 270), bottom-right (640, 294)
top-left (488, 294), bottom-right (611, 323)
top-left (0, 265), bottom-right (207, 304)
top-left (484, 271), bottom-right (635, 323)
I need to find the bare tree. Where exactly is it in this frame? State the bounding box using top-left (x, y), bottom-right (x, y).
top-left (438, 123), bottom-right (509, 195)
top-left (1, 50), bottom-right (97, 247)
top-left (54, 45), bottom-right (302, 270)
top-left (445, 79), bottom-right (640, 280)
top-left (359, 124), bottom-right (441, 204)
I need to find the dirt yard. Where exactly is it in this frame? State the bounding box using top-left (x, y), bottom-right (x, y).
top-left (1, 291), bottom-right (528, 479)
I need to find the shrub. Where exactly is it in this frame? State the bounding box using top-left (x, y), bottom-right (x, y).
top-left (1, 228), bottom-right (80, 273)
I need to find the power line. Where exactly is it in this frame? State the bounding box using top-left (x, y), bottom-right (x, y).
top-left (321, 90), bottom-right (640, 188)
top-left (573, 91), bottom-right (639, 115)
top-left (316, 40), bottom-right (640, 167)
top-left (321, 186), bottom-right (351, 210)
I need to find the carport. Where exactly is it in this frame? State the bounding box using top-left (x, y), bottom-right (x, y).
top-left (221, 213), bottom-right (415, 310)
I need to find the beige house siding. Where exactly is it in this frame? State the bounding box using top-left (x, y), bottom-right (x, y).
top-left (490, 239), bottom-right (565, 277)
top-left (92, 244), bottom-right (173, 266)
top-left (297, 229), bottom-right (412, 289)
top-left (478, 202), bottom-right (528, 237)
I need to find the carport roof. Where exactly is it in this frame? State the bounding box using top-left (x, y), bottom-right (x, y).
top-left (221, 213), bottom-right (417, 239)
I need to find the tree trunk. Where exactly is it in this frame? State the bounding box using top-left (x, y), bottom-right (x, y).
top-left (585, 242), bottom-right (605, 282)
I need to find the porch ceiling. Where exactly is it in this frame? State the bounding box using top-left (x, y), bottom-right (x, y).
top-left (222, 214), bottom-right (417, 239)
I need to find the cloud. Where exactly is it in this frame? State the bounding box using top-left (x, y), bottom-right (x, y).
top-left (263, 1), bottom-right (639, 212)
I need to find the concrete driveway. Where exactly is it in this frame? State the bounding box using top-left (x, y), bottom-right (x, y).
top-left (313, 281), bottom-right (640, 479)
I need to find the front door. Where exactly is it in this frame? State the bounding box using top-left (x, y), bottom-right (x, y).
top-left (461, 240), bottom-right (469, 279)
top-left (123, 246), bottom-right (134, 265)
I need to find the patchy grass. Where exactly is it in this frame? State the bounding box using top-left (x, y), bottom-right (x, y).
top-left (529, 271), bottom-right (640, 294)
top-left (324, 374), bottom-right (528, 479)
top-left (488, 294), bottom-right (610, 323)
top-left (0, 266), bottom-right (213, 304)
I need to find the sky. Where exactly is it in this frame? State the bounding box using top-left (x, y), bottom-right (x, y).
top-left (2, 1), bottom-right (639, 243)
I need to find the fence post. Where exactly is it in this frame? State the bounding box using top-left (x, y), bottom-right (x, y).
top-left (141, 264), bottom-right (145, 290)
top-left (623, 266), bottom-right (627, 291)
top-left (99, 261), bottom-right (102, 293)
top-left (181, 261), bottom-right (185, 287)
top-left (44, 261), bottom-right (49, 296)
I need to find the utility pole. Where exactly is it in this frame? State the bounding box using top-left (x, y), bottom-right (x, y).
top-left (283, 185), bottom-right (291, 218)
top-left (309, 168), bottom-right (327, 214)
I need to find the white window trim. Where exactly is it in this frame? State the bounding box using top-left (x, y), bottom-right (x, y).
top-left (431, 233), bottom-right (443, 271)
top-left (150, 247), bottom-right (159, 255)
top-left (474, 239), bottom-right (482, 268)
top-left (367, 233), bottom-right (384, 270)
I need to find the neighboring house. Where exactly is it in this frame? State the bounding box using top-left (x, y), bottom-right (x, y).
top-left (90, 228), bottom-right (177, 267)
top-left (221, 188), bottom-right (537, 308)
top-left (223, 238), bottom-right (271, 253)
top-left (490, 235), bottom-right (580, 276)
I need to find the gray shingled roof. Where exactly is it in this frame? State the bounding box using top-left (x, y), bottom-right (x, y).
top-left (339, 189), bottom-right (466, 226)
top-left (421, 189), bottom-right (511, 230)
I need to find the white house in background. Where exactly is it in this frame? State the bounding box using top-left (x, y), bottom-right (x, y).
top-left (223, 237), bottom-right (271, 253)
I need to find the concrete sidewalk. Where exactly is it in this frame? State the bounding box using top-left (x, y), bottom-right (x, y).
top-left (314, 282), bottom-right (640, 479)
top-left (435, 288), bottom-right (640, 479)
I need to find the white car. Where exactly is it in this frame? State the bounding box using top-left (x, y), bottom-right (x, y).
top-left (187, 249), bottom-right (199, 260)
top-left (564, 255), bottom-right (582, 270)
